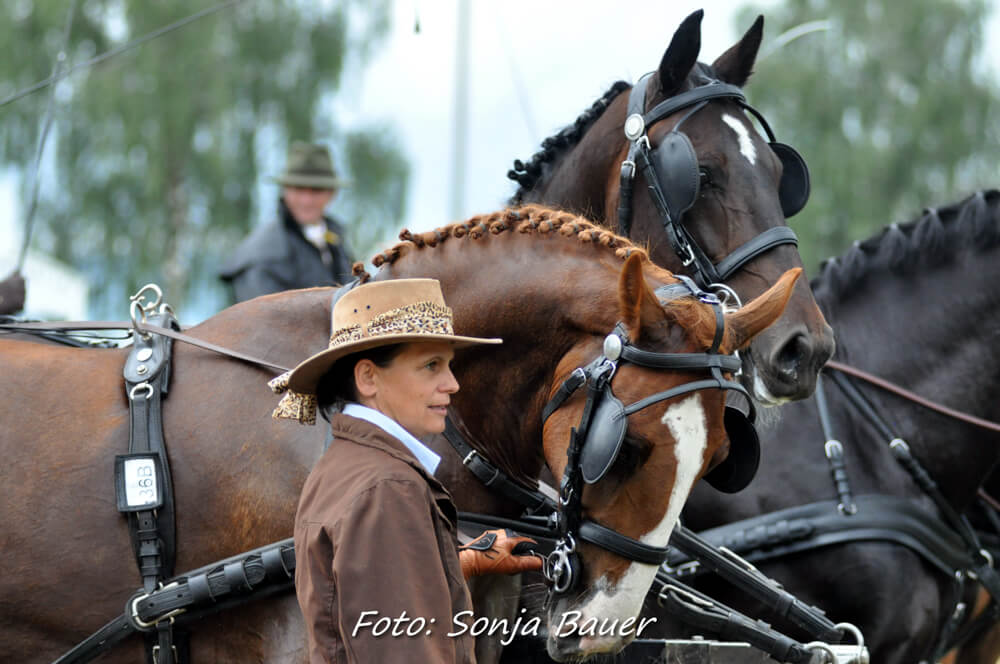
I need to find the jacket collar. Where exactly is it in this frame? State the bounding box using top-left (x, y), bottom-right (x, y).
top-left (341, 403), bottom-right (441, 475)
top-left (329, 413), bottom-right (447, 493)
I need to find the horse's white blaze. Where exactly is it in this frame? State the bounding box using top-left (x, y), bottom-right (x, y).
top-left (722, 113), bottom-right (756, 166)
top-left (572, 395), bottom-right (707, 651)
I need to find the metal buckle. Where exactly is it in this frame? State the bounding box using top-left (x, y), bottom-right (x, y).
top-left (151, 645), bottom-right (178, 664)
top-left (661, 559), bottom-right (701, 577)
top-left (679, 242), bottom-right (697, 267)
top-left (462, 449), bottom-right (479, 466)
top-left (130, 582), bottom-right (186, 629)
top-left (129, 382), bottom-right (154, 401)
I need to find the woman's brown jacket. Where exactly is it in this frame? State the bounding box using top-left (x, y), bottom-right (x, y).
top-left (294, 414), bottom-right (476, 663)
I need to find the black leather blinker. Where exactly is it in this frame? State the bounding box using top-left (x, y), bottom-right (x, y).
top-left (580, 393), bottom-right (628, 484)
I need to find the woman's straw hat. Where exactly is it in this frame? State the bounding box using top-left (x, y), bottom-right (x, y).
top-left (285, 278), bottom-right (501, 395)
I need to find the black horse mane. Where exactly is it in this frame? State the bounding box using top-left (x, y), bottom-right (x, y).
top-left (814, 189), bottom-right (1000, 297)
top-left (507, 80), bottom-right (630, 203)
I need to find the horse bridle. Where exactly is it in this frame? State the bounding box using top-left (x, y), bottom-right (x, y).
top-left (617, 72), bottom-right (810, 291)
top-left (541, 277), bottom-right (757, 595)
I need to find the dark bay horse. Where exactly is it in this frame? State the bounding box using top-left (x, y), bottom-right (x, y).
top-left (508, 9), bottom-right (834, 405)
top-left (660, 189), bottom-right (1000, 664)
top-left (0, 206), bottom-right (798, 663)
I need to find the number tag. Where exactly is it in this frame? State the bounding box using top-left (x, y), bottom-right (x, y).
top-left (115, 454), bottom-right (164, 512)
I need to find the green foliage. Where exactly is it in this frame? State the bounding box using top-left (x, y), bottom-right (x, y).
top-left (0, 0), bottom-right (408, 320)
top-left (734, 0), bottom-right (1000, 271)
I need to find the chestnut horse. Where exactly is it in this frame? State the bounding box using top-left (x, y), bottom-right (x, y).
top-left (0, 206), bottom-right (798, 663)
top-left (653, 190), bottom-right (1000, 664)
top-left (508, 10), bottom-right (834, 405)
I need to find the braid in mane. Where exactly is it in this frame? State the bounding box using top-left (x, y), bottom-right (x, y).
top-left (507, 81), bottom-right (630, 204)
top-left (371, 205), bottom-right (652, 268)
top-left (815, 189), bottom-right (1000, 298)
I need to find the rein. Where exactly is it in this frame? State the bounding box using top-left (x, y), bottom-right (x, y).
top-left (825, 360), bottom-right (1000, 434)
top-left (0, 320), bottom-right (291, 373)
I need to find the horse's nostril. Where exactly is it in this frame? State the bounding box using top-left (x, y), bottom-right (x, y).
top-left (774, 333), bottom-right (810, 379)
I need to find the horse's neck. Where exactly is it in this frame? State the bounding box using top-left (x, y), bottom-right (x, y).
top-left (818, 251), bottom-right (1000, 510)
top-left (185, 288), bottom-right (334, 369)
top-left (379, 242), bottom-right (619, 485)
top-left (523, 96), bottom-right (628, 222)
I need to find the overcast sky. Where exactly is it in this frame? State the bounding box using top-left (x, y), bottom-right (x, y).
top-left (333, 1), bottom-right (772, 242)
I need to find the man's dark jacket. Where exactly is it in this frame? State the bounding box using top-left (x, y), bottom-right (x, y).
top-left (220, 199), bottom-right (354, 303)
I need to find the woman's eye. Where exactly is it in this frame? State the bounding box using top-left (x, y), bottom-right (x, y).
top-left (699, 168), bottom-right (711, 188)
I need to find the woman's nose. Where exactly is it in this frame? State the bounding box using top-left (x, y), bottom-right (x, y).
top-left (441, 368), bottom-right (460, 394)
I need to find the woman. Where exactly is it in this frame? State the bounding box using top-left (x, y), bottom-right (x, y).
top-left (275, 278), bottom-right (541, 663)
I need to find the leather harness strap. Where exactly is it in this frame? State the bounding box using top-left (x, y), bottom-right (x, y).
top-left (121, 311), bottom-right (181, 664)
top-left (826, 359), bottom-right (1000, 434)
top-left (0, 320), bottom-right (291, 373)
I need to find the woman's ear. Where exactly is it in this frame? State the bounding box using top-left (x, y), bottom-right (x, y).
top-left (354, 359), bottom-right (379, 399)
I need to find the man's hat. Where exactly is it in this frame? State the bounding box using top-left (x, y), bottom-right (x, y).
top-left (272, 141), bottom-right (347, 190)
top-left (284, 279), bottom-right (501, 395)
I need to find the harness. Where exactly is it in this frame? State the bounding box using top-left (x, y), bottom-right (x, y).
top-left (665, 366), bottom-right (1000, 663)
top-left (439, 280), bottom-right (864, 663)
top-left (540, 277), bottom-right (754, 596)
top-left (616, 72), bottom-right (809, 290)
top-left (0, 286), bottom-right (299, 664)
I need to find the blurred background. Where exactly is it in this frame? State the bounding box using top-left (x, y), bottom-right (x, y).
top-left (1, 0), bottom-right (998, 323)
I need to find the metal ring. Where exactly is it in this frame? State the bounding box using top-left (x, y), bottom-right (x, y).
top-left (835, 622), bottom-right (868, 664)
top-left (804, 641), bottom-right (838, 664)
top-left (706, 282), bottom-right (743, 311)
top-left (129, 382), bottom-right (154, 401)
top-left (129, 283), bottom-right (163, 313)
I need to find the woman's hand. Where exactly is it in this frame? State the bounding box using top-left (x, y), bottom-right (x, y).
top-left (458, 529), bottom-right (544, 579)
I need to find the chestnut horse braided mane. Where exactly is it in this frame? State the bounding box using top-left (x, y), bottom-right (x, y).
top-left (507, 81), bottom-right (630, 203)
top-left (369, 205), bottom-right (653, 271)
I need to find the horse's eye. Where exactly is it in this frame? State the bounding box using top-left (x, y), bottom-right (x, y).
top-left (699, 168), bottom-right (712, 188)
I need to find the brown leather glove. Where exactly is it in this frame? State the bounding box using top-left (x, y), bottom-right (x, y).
top-left (458, 529), bottom-right (544, 580)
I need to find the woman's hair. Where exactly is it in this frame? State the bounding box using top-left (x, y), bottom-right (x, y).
top-left (316, 343), bottom-right (406, 418)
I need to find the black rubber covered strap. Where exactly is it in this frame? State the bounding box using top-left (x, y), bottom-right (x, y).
top-left (655, 577), bottom-right (814, 664)
top-left (669, 525), bottom-right (842, 641)
top-left (714, 226), bottom-right (799, 281)
top-left (578, 520), bottom-right (669, 565)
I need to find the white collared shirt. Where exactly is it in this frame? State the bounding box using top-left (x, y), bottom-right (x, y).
top-left (342, 403), bottom-right (441, 475)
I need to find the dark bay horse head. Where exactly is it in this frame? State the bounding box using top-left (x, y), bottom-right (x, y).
top-left (669, 190), bottom-right (1000, 664)
top-left (371, 205), bottom-right (801, 660)
top-left (508, 10), bottom-right (834, 406)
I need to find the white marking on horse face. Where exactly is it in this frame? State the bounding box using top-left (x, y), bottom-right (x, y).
top-left (568, 395), bottom-right (707, 652)
top-left (722, 113), bottom-right (757, 166)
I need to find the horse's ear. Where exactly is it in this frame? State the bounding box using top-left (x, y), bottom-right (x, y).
top-left (711, 15), bottom-right (764, 87)
top-left (723, 268), bottom-right (801, 352)
top-left (657, 9), bottom-right (703, 98)
top-left (618, 253), bottom-right (661, 339)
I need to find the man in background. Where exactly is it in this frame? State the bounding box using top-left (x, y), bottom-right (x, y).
top-left (0, 271), bottom-right (25, 315)
top-left (221, 142), bottom-right (355, 302)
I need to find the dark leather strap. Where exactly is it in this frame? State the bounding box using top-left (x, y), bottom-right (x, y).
top-left (668, 495), bottom-right (970, 579)
top-left (714, 226), bottom-right (799, 281)
top-left (642, 82), bottom-right (746, 127)
top-left (669, 525), bottom-right (842, 641)
top-left (443, 419), bottom-right (557, 516)
top-left (577, 520), bottom-right (668, 565)
top-left (654, 577), bottom-right (815, 664)
top-left (620, 347), bottom-right (742, 372)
